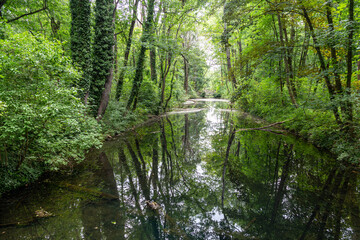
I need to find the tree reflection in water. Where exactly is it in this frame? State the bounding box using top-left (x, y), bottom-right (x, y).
top-left (0, 102), bottom-right (359, 239)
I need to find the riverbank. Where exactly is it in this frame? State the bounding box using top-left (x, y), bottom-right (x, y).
top-left (233, 98), bottom-right (360, 166)
top-left (1, 99), bottom-right (358, 239)
top-left (0, 98), bottom-right (212, 197)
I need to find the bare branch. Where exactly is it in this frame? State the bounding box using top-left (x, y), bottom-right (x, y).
top-left (236, 120), bottom-right (289, 133)
top-left (7, 4), bottom-right (47, 23)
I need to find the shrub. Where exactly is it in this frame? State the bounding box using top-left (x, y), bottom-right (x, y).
top-left (0, 31), bottom-right (102, 194)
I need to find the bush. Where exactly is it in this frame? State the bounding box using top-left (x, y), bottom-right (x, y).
top-left (101, 100), bottom-right (144, 134)
top-left (213, 92), bottom-right (222, 99)
top-left (0, 31), bottom-right (102, 194)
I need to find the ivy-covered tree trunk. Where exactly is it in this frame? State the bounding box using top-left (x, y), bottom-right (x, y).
top-left (150, 49), bottom-right (157, 83)
top-left (126, 0), bottom-right (156, 110)
top-left (90, 0), bottom-right (115, 117)
top-left (70, 0), bottom-right (92, 103)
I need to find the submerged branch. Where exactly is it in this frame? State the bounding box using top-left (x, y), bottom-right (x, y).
top-left (235, 120), bottom-right (288, 134)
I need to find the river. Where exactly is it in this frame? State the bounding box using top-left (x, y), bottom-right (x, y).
top-left (0, 100), bottom-right (359, 239)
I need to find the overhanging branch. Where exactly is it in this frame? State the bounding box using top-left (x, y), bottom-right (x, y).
top-left (7, 1), bottom-right (48, 23)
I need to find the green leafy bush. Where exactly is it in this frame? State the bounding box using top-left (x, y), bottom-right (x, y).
top-left (0, 31), bottom-right (102, 194)
top-left (101, 100), bottom-right (143, 134)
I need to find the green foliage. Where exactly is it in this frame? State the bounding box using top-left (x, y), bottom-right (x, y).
top-left (3, 0), bottom-right (71, 43)
top-left (0, 31), bottom-right (102, 194)
top-left (213, 92), bottom-right (222, 98)
top-left (137, 79), bottom-right (160, 114)
top-left (101, 101), bottom-right (145, 134)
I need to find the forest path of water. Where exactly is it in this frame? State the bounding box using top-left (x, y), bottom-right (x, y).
top-left (0, 100), bottom-right (359, 240)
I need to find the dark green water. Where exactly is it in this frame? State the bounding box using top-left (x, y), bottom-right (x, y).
top-left (1, 100), bottom-right (359, 239)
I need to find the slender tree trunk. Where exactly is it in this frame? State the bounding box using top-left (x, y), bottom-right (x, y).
top-left (225, 44), bottom-right (237, 89)
top-left (302, 6), bottom-right (342, 125)
top-left (357, 56), bottom-right (360, 81)
top-left (283, 21), bottom-right (297, 98)
top-left (345, 0), bottom-right (354, 130)
top-left (277, 13), bottom-right (298, 107)
top-left (115, 0), bottom-right (140, 100)
top-left (126, 0), bottom-right (156, 110)
top-left (299, 22), bottom-right (309, 73)
top-left (326, 2), bottom-right (342, 94)
top-left (160, 53), bottom-right (173, 109)
top-left (164, 62), bottom-right (177, 110)
top-left (150, 49), bottom-right (157, 83)
top-left (183, 54), bottom-right (189, 94)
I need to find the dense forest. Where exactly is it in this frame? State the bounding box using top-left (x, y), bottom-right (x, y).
top-left (0, 0), bottom-right (359, 195)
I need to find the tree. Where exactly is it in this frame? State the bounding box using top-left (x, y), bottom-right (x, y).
top-left (90, 0), bottom-right (115, 118)
top-left (114, 0), bottom-right (140, 101)
top-left (70, 0), bottom-right (92, 103)
top-left (0, 31), bottom-right (101, 193)
top-left (126, 0), bottom-right (156, 110)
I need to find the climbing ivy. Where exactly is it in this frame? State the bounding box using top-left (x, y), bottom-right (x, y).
top-left (90, 0), bottom-right (115, 116)
top-left (70, 0), bottom-right (92, 101)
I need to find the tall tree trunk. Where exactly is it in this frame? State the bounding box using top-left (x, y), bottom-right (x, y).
top-left (357, 56), bottom-right (360, 81)
top-left (225, 43), bottom-right (237, 89)
top-left (183, 54), bottom-right (189, 94)
top-left (70, 0), bottom-right (92, 103)
top-left (326, 2), bottom-right (342, 94)
top-left (150, 48), bottom-right (157, 83)
top-left (97, 64), bottom-right (114, 119)
top-left (115, 0), bottom-right (140, 101)
top-left (345, 0), bottom-right (354, 131)
top-left (237, 40), bottom-right (243, 73)
top-left (160, 52), bottom-right (173, 109)
top-left (96, 0), bottom-right (117, 119)
top-left (283, 21), bottom-right (297, 98)
top-left (302, 6), bottom-right (342, 125)
top-left (277, 13), bottom-right (298, 107)
top-left (90, 0), bottom-right (115, 117)
top-left (299, 22), bottom-right (309, 74)
top-left (164, 62), bottom-right (177, 110)
top-left (126, 0), bottom-right (156, 110)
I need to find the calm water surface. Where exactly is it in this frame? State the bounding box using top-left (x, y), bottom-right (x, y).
top-left (0, 100), bottom-right (359, 239)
